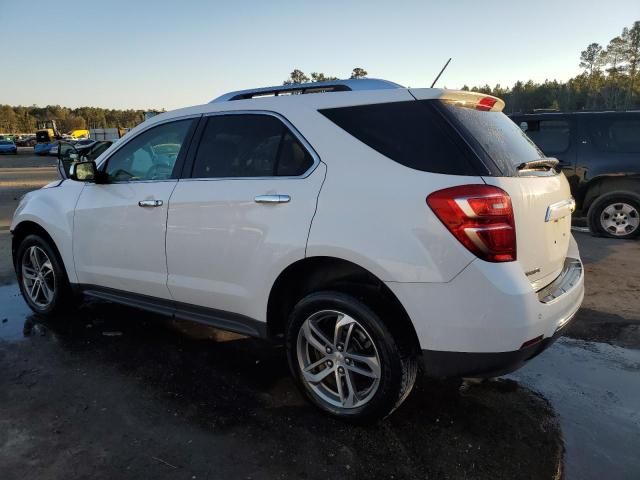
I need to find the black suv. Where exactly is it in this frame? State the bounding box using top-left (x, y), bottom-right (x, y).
top-left (510, 112), bottom-right (640, 239)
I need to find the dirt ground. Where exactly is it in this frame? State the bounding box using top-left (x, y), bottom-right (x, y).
top-left (0, 150), bottom-right (638, 479)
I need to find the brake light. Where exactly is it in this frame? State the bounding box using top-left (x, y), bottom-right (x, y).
top-left (476, 97), bottom-right (498, 111)
top-left (426, 185), bottom-right (516, 262)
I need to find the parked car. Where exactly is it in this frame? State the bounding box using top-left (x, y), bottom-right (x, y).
top-left (0, 139), bottom-right (18, 154)
top-left (34, 142), bottom-right (53, 155)
top-left (11, 79), bottom-right (584, 421)
top-left (74, 139), bottom-right (97, 149)
top-left (15, 136), bottom-right (36, 147)
top-left (511, 111), bottom-right (640, 238)
top-left (49, 144), bottom-right (59, 156)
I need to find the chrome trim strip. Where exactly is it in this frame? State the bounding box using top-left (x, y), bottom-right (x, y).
top-left (96, 110), bottom-right (320, 183)
top-left (545, 198), bottom-right (576, 222)
top-left (255, 194), bottom-right (290, 204)
top-left (537, 257), bottom-right (582, 304)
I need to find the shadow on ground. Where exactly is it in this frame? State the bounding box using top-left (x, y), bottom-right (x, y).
top-left (0, 284), bottom-right (562, 480)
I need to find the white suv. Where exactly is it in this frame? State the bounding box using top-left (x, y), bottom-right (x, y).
top-left (11, 79), bottom-right (584, 421)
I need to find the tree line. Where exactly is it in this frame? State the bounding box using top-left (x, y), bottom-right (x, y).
top-left (282, 67), bottom-right (368, 84)
top-left (1, 20), bottom-right (638, 134)
top-left (0, 105), bottom-right (146, 135)
top-left (461, 20), bottom-right (640, 113)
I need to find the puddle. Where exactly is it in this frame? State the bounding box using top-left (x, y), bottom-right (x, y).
top-left (0, 284), bottom-right (38, 342)
top-left (511, 338), bottom-right (640, 479)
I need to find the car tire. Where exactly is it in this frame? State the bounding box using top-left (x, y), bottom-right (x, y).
top-left (16, 234), bottom-right (73, 315)
top-left (588, 191), bottom-right (640, 239)
top-left (286, 291), bottom-right (418, 422)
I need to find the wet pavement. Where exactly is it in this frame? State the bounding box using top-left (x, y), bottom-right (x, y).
top-left (0, 283), bottom-right (564, 480)
top-left (511, 338), bottom-right (640, 479)
top-left (2, 278), bottom-right (640, 479)
top-left (1, 154), bottom-right (639, 480)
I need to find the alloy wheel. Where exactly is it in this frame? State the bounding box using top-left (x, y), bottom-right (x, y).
top-left (296, 309), bottom-right (381, 409)
top-left (21, 246), bottom-right (56, 308)
top-left (600, 202), bottom-right (639, 237)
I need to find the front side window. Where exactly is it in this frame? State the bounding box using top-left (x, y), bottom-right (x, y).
top-left (588, 116), bottom-right (640, 153)
top-left (104, 119), bottom-right (193, 182)
top-left (520, 119), bottom-right (571, 155)
top-left (191, 114), bottom-right (314, 178)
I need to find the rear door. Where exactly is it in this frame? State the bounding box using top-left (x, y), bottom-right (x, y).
top-left (579, 113), bottom-right (640, 180)
top-left (165, 112), bottom-right (325, 321)
top-left (411, 89), bottom-right (575, 288)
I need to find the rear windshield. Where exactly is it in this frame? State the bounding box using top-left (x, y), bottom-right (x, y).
top-left (320, 99), bottom-right (547, 176)
top-left (441, 103), bottom-right (545, 174)
top-left (319, 100), bottom-right (484, 176)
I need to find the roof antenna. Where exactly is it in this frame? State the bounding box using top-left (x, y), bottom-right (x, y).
top-left (430, 58), bottom-right (452, 88)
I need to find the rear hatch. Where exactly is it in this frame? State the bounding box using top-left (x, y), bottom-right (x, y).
top-left (411, 89), bottom-right (575, 288)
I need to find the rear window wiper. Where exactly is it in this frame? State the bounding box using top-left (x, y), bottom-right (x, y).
top-left (516, 158), bottom-right (559, 171)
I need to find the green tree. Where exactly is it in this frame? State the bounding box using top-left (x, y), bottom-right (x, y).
top-left (0, 105), bottom-right (17, 132)
top-left (310, 72), bottom-right (339, 82)
top-left (622, 21), bottom-right (640, 106)
top-left (350, 67), bottom-right (368, 79)
top-left (283, 69), bottom-right (310, 85)
top-left (580, 43), bottom-right (604, 76)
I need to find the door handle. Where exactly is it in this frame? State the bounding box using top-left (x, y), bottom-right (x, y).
top-left (254, 194), bottom-right (290, 204)
top-left (138, 199), bottom-right (163, 207)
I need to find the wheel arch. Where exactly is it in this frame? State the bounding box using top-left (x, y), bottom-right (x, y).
top-left (582, 175), bottom-right (640, 212)
top-left (11, 221), bottom-right (68, 277)
top-left (267, 256), bottom-right (420, 355)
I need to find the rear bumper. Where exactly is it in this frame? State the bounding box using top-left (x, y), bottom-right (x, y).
top-left (420, 308), bottom-right (577, 378)
top-left (386, 235), bottom-right (584, 372)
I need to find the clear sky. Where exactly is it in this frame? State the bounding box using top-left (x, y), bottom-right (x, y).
top-left (1, 0), bottom-right (638, 110)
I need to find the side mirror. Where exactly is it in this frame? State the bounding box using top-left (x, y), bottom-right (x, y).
top-left (69, 161), bottom-right (97, 182)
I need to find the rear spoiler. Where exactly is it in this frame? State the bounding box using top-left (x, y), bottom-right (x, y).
top-left (410, 89), bottom-right (505, 112)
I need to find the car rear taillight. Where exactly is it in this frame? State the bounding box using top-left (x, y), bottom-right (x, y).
top-left (426, 185), bottom-right (516, 262)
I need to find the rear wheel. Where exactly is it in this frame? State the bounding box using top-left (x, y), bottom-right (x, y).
top-left (588, 192), bottom-right (640, 239)
top-left (16, 234), bottom-right (72, 315)
top-left (286, 291), bottom-right (418, 422)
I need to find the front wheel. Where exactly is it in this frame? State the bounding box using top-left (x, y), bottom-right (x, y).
top-left (588, 191), bottom-right (640, 239)
top-left (286, 291), bottom-right (418, 422)
top-left (16, 234), bottom-right (72, 315)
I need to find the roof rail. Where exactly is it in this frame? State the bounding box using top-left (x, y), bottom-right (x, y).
top-left (210, 78), bottom-right (404, 103)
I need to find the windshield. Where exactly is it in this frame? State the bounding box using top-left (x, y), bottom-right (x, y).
top-left (440, 102), bottom-right (546, 175)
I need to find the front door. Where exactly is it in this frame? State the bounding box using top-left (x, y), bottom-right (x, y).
top-left (73, 118), bottom-right (196, 298)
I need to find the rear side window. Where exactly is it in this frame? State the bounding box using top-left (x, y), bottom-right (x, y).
top-left (587, 116), bottom-right (640, 153)
top-left (192, 114), bottom-right (314, 178)
top-left (319, 101), bottom-right (481, 175)
top-left (518, 119), bottom-right (571, 155)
